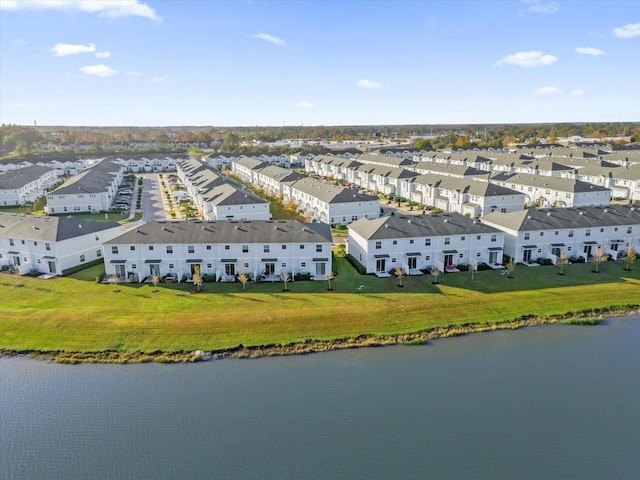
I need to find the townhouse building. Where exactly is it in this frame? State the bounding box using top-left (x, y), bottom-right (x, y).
top-left (177, 158), bottom-right (270, 221)
top-left (0, 212), bottom-right (121, 276)
top-left (231, 156), bottom-right (267, 184)
top-left (345, 164), bottom-right (419, 196)
top-left (108, 153), bottom-right (186, 172)
top-left (404, 174), bottom-right (525, 217)
top-left (482, 205), bottom-right (640, 265)
top-left (44, 159), bottom-right (124, 214)
top-left (305, 154), bottom-right (362, 180)
top-left (0, 166), bottom-right (58, 206)
top-left (102, 219), bottom-right (332, 282)
top-left (347, 213), bottom-right (505, 275)
top-left (489, 172), bottom-right (612, 208)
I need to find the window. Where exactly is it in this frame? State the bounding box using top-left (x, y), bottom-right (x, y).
top-left (242, 245), bottom-right (249, 253)
top-left (555, 231), bottom-right (559, 236)
top-left (225, 245), bottom-right (230, 250)
top-left (459, 253), bottom-right (464, 258)
top-left (375, 241), bottom-right (382, 250)
top-left (45, 243), bottom-right (50, 251)
top-left (491, 234), bottom-right (497, 242)
top-left (9, 239), bottom-right (14, 246)
top-left (206, 245), bottom-right (212, 250)
top-left (21, 240), bottom-right (25, 245)
top-left (425, 238), bottom-right (431, 246)
top-left (409, 239), bottom-right (414, 244)
top-left (568, 230), bottom-right (574, 238)
top-left (188, 246), bottom-right (195, 254)
top-left (477, 252), bottom-right (481, 257)
top-left (600, 228), bottom-right (605, 233)
top-left (244, 262), bottom-right (249, 268)
top-left (112, 246), bottom-right (119, 254)
top-left (301, 262), bottom-right (306, 268)
top-left (425, 255), bottom-right (430, 261)
top-left (300, 244), bottom-right (304, 250)
top-left (207, 263), bottom-right (212, 269)
top-left (501, 208), bottom-right (507, 213)
top-left (34, 241), bottom-right (38, 246)
top-left (539, 232), bottom-right (544, 237)
top-left (316, 244), bottom-right (322, 252)
top-left (80, 254), bottom-right (86, 263)
top-left (96, 249), bottom-right (102, 258)
top-left (476, 235), bottom-right (482, 240)
top-left (169, 263), bottom-right (174, 269)
top-left (166, 246), bottom-right (173, 254)
top-left (130, 246), bottom-right (136, 251)
top-left (524, 233), bottom-right (530, 240)
top-left (627, 227), bottom-right (633, 234)
top-left (444, 237), bottom-right (450, 245)
top-left (263, 245), bottom-right (270, 253)
top-left (149, 245), bottom-right (154, 251)
top-left (131, 264), bottom-right (137, 269)
top-left (282, 263), bottom-right (287, 268)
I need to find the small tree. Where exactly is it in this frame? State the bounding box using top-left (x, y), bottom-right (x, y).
top-left (192, 270), bottom-right (203, 292)
top-left (625, 245), bottom-right (636, 271)
top-left (505, 258), bottom-right (515, 278)
top-left (430, 267), bottom-right (441, 284)
top-left (470, 258), bottom-right (478, 281)
top-left (110, 274), bottom-right (121, 292)
top-left (326, 271), bottom-right (335, 291)
top-left (238, 270), bottom-right (249, 290)
top-left (394, 266), bottom-right (405, 287)
top-left (590, 247), bottom-right (607, 273)
top-left (557, 252), bottom-right (569, 275)
top-left (280, 270), bottom-right (290, 291)
top-left (151, 273), bottom-right (160, 292)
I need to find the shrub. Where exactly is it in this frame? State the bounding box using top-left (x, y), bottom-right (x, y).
top-left (294, 272), bottom-right (312, 281)
top-left (477, 262), bottom-right (491, 271)
top-left (344, 254), bottom-right (367, 274)
top-left (202, 274), bottom-right (216, 283)
top-left (536, 258), bottom-right (553, 266)
top-left (457, 264), bottom-right (469, 271)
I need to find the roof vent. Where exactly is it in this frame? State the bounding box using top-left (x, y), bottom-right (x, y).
top-left (579, 211), bottom-right (585, 215)
top-left (547, 212), bottom-right (551, 216)
top-left (443, 218), bottom-right (449, 223)
top-left (603, 209), bottom-right (608, 213)
top-left (527, 215), bottom-right (532, 219)
top-left (407, 219), bottom-right (411, 223)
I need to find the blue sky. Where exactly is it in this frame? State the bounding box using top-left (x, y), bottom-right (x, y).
top-left (1, 0), bottom-right (638, 127)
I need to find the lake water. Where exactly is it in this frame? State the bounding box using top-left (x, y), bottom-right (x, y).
top-left (2, 316), bottom-right (640, 479)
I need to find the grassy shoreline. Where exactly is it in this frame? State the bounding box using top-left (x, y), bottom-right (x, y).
top-left (2, 259), bottom-right (640, 364)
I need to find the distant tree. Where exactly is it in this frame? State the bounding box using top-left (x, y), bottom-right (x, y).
top-left (557, 251), bottom-right (569, 275)
top-left (192, 269), bottom-right (203, 292)
top-left (326, 271), bottom-right (335, 291)
top-left (590, 247), bottom-right (607, 273)
top-left (430, 267), bottom-right (441, 284)
top-left (548, 130), bottom-right (558, 143)
top-left (394, 266), bottom-right (405, 287)
top-left (624, 245), bottom-right (636, 271)
top-left (187, 147), bottom-right (206, 160)
top-left (413, 138), bottom-right (432, 150)
top-left (238, 270), bottom-right (249, 290)
top-left (505, 258), bottom-right (515, 278)
top-left (454, 136), bottom-right (470, 148)
top-left (280, 270), bottom-right (290, 291)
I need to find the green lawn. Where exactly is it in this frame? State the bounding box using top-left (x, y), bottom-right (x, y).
top-left (2, 258), bottom-right (639, 354)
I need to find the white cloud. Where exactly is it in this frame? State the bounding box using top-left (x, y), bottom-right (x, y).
top-left (524, 1), bottom-right (559, 14)
top-left (95, 51), bottom-right (111, 58)
top-left (495, 50), bottom-right (558, 67)
top-left (16, 38), bottom-right (26, 44)
top-left (575, 47), bottom-right (604, 56)
top-left (534, 86), bottom-right (562, 96)
top-left (357, 79), bottom-right (381, 89)
top-left (570, 89), bottom-right (585, 96)
top-left (296, 100), bottom-right (316, 108)
top-left (51, 42), bottom-right (95, 56)
top-left (613, 23), bottom-right (640, 39)
top-left (0, 0), bottom-right (159, 21)
top-left (124, 70), bottom-right (142, 76)
top-left (79, 64), bottom-right (117, 77)
top-left (152, 77), bottom-right (166, 83)
top-left (252, 33), bottom-right (287, 47)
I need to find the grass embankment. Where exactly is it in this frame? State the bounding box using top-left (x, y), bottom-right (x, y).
top-left (1, 259), bottom-right (639, 362)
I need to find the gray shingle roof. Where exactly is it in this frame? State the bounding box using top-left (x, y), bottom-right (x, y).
top-left (482, 205), bottom-right (640, 231)
top-left (49, 159), bottom-right (121, 195)
top-left (0, 212), bottom-right (120, 242)
top-left (490, 172), bottom-right (611, 193)
top-left (0, 165), bottom-right (53, 189)
top-left (349, 213), bottom-right (501, 240)
top-left (413, 174), bottom-right (521, 197)
top-left (104, 219), bottom-right (332, 245)
top-left (290, 177), bottom-right (378, 203)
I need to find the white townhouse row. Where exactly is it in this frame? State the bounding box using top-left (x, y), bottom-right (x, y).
top-left (482, 205), bottom-right (640, 265)
top-left (355, 152), bottom-right (416, 169)
top-left (402, 174), bottom-right (526, 217)
top-left (489, 172), bottom-right (612, 208)
top-left (102, 219), bottom-right (333, 282)
top-left (232, 158), bottom-right (380, 225)
top-left (564, 161), bottom-right (640, 201)
top-left (0, 212), bottom-right (122, 276)
top-left (0, 166), bottom-right (58, 206)
top-left (347, 213), bottom-right (505, 276)
top-left (0, 155), bottom-right (90, 177)
top-left (107, 153), bottom-right (186, 173)
top-left (177, 158), bottom-right (270, 221)
top-left (206, 152), bottom-right (291, 170)
top-left (304, 154), bottom-right (364, 179)
top-left (345, 164), bottom-right (419, 196)
top-left (412, 161), bottom-right (491, 180)
top-left (44, 159), bottom-right (125, 214)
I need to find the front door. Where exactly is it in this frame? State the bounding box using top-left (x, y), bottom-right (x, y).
top-left (48, 261), bottom-right (56, 273)
top-left (315, 262), bottom-right (326, 276)
top-left (265, 263), bottom-right (275, 276)
top-left (149, 263), bottom-right (160, 277)
top-left (376, 258), bottom-right (386, 272)
top-left (225, 263), bottom-right (235, 276)
top-left (407, 257), bottom-right (417, 270)
top-left (489, 251), bottom-right (498, 264)
top-left (444, 254), bottom-right (454, 268)
top-left (190, 264), bottom-right (200, 276)
top-left (584, 245), bottom-right (593, 258)
top-left (523, 249), bottom-right (532, 263)
top-left (115, 264), bottom-right (126, 278)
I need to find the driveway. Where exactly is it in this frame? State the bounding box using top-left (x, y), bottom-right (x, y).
top-left (141, 173), bottom-right (168, 222)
